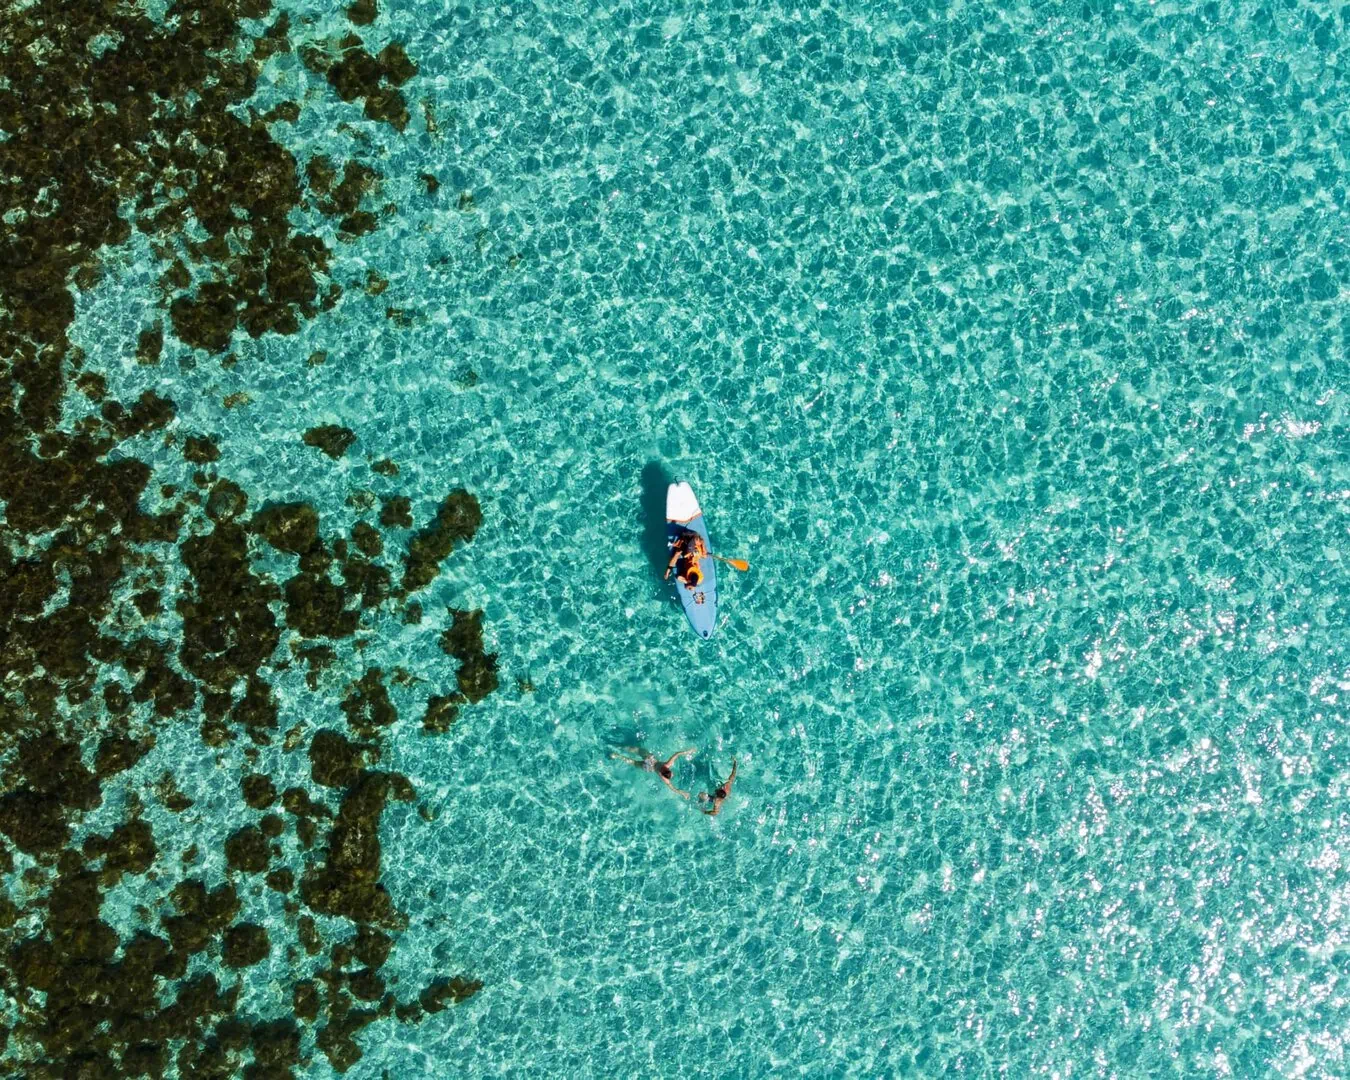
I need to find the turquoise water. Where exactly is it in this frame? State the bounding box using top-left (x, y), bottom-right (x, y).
top-left (67, 0), bottom-right (1349, 1076)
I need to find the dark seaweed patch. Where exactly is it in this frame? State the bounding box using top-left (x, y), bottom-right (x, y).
top-left (266, 868), bottom-right (295, 894)
top-left (136, 326), bottom-right (164, 366)
top-left (420, 976), bottom-right (484, 1012)
top-left (0, 791), bottom-right (72, 855)
top-left (222, 923), bottom-right (270, 968)
top-left (178, 524), bottom-right (281, 689)
top-left (294, 643), bottom-right (338, 690)
top-left (422, 694), bottom-right (461, 734)
top-left (303, 33), bottom-right (418, 133)
top-left (310, 729), bottom-right (378, 789)
top-left (93, 735), bottom-right (153, 779)
top-left (299, 770), bottom-right (412, 928)
top-left (400, 489), bottom-right (482, 594)
top-left (352, 520), bottom-right (384, 556)
top-left (183, 435), bottom-right (222, 463)
top-left (284, 572), bottom-right (359, 638)
top-left (354, 926), bottom-right (393, 968)
top-left (304, 424), bottom-right (357, 459)
top-left (340, 668), bottom-right (398, 737)
top-left (161, 880), bottom-right (240, 958)
top-left (0, 2), bottom-right (489, 1074)
top-left (205, 477), bottom-right (249, 522)
top-left (439, 608), bottom-right (500, 703)
top-left (262, 100), bottom-right (302, 125)
top-left (348, 0), bottom-right (378, 26)
top-left (224, 826), bottom-right (272, 874)
top-left (241, 774), bottom-right (277, 809)
top-left (342, 552), bottom-right (392, 608)
top-left (253, 502), bottom-right (321, 554)
top-left (155, 771), bottom-right (195, 812)
top-left (379, 494), bottom-right (413, 528)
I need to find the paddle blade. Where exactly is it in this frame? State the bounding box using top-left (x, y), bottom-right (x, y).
top-left (713, 555), bottom-right (750, 572)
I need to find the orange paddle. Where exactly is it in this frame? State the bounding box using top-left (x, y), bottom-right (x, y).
top-left (711, 554), bottom-right (750, 572)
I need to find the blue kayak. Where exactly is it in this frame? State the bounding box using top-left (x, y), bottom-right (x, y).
top-left (666, 481), bottom-right (718, 639)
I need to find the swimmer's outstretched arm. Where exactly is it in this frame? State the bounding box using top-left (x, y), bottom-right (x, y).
top-left (702, 758), bottom-right (738, 815)
top-left (662, 774), bottom-right (691, 799)
top-left (662, 748), bottom-right (694, 798)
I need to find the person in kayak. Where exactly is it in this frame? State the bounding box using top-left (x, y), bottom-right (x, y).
top-left (665, 530), bottom-right (708, 589)
top-left (611, 746), bottom-right (696, 798)
top-left (699, 757), bottom-right (738, 816)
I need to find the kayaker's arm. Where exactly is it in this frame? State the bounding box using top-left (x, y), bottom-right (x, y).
top-left (663, 542), bottom-right (685, 579)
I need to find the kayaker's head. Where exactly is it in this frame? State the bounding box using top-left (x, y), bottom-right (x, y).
top-left (687, 566), bottom-right (702, 586)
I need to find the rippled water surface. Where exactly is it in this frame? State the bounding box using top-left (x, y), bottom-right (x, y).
top-left (74, 0), bottom-right (1349, 1075)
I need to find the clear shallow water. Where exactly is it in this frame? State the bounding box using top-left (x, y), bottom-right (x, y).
top-left (78, 0), bottom-right (1348, 1075)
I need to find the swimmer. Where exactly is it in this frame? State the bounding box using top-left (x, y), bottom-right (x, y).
top-left (699, 757), bottom-right (738, 816)
top-left (610, 746), bottom-right (696, 799)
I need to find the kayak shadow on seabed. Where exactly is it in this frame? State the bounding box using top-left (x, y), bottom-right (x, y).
top-left (639, 460), bottom-right (677, 597)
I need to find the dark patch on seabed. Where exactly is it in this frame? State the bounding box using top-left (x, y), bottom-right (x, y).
top-left (0, 1), bottom-right (486, 1075)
